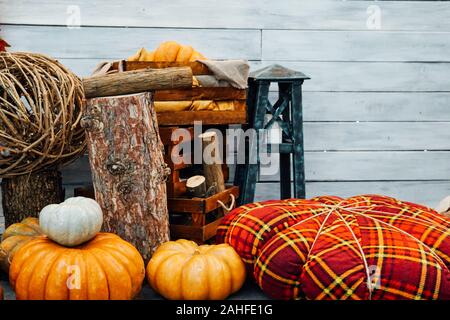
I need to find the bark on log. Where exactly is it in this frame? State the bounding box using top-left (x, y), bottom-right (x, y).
top-left (1, 169), bottom-right (64, 227)
top-left (186, 175), bottom-right (206, 198)
top-left (199, 131), bottom-right (225, 195)
top-left (83, 67), bottom-right (193, 98)
top-left (82, 92), bottom-right (170, 262)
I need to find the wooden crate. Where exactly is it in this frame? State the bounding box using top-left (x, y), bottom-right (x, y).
top-left (159, 126), bottom-right (229, 198)
top-left (169, 186), bottom-right (239, 243)
top-left (111, 60), bottom-right (247, 126)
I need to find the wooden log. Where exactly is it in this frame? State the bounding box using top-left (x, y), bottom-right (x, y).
top-left (186, 175), bottom-right (206, 197)
top-left (199, 131), bottom-right (225, 195)
top-left (83, 67), bottom-right (193, 98)
top-left (1, 169), bottom-right (64, 227)
top-left (81, 92), bottom-right (170, 262)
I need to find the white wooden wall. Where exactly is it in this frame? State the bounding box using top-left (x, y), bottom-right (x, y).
top-left (1, 0), bottom-right (450, 219)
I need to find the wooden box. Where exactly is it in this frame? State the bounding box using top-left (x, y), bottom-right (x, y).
top-left (159, 126), bottom-right (229, 198)
top-left (169, 186), bottom-right (239, 243)
top-left (159, 125), bottom-right (236, 243)
top-left (111, 60), bottom-right (247, 126)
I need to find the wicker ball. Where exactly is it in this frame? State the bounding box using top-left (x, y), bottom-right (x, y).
top-left (0, 52), bottom-right (86, 177)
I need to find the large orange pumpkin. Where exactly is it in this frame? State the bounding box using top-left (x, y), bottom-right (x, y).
top-left (0, 217), bottom-right (42, 273)
top-left (146, 239), bottom-right (246, 300)
top-left (10, 233), bottom-right (145, 300)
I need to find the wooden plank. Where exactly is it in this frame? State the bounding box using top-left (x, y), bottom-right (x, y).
top-left (157, 110), bottom-right (247, 126)
top-left (122, 61), bottom-right (212, 75)
top-left (168, 198), bottom-right (204, 214)
top-left (1, 25), bottom-right (261, 60)
top-left (303, 122), bottom-right (450, 151)
top-left (202, 218), bottom-right (224, 241)
top-left (155, 88), bottom-right (247, 101)
top-left (3, 1), bottom-right (450, 31)
top-left (254, 181), bottom-right (450, 208)
top-left (300, 92), bottom-right (450, 121)
top-left (169, 218), bottom-right (222, 242)
top-left (263, 30), bottom-right (450, 62)
top-left (251, 61), bottom-right (450, 92)
top-left (167, 186), bottom-right (239, 214)
top-left (259, 151), bottom-right (450, 181)
top-left (169, 224), bottom-right (203, 242)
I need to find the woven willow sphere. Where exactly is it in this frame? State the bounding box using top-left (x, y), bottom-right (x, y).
top-left (0, 52), bottom-right (86, 177)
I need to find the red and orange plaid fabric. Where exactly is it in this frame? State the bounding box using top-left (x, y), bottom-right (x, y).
top-left (216, 195), bottom-right (450, 300)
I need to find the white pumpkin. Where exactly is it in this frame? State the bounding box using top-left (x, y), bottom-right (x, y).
top-left (39, 197), bottom-right (103, 247)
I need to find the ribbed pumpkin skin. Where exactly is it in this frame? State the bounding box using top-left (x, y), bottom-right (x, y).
top-left (9, 233), bottom-right (145, 300)
top-left (39, 197), bottom-right (103, 247)
top-left (146, 239), bottom-right (246, 300)
top-left (128, 41), bottom-right (206, 63)
top-left (0, 217), bottom-right (42, 272)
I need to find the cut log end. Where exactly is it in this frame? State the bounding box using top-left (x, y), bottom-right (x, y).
top-left (186, 175), bottom-right (207, 198)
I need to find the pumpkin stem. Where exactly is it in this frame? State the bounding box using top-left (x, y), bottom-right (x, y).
top-left (193, 249), bottom-right (201, 255)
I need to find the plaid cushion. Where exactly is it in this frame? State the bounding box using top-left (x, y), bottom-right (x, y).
top-left (217, 194), bottom-right (450, 300)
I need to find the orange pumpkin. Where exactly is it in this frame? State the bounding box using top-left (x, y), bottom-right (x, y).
top-left (10, 233), bottom-right (145, 300)
top-left (0, 217), bottom-right (42, 273)
top-left (146, 239), bottom-right (246, 300)
top-left (128, 41), bottom-right (206, 63)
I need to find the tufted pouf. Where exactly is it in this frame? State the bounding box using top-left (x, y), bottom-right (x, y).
top-left (216, 195), bottom-right (450, 300)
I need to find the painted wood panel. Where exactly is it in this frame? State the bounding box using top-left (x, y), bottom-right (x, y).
top-left (2, 0), bottom-right (450, 31)
top-left (0, 25), bottom-right (261, 60)
top-left (254, 181), bottom-right (450, 208)
top-left (255, 61), bottom-right (450, 92)
top-left (300, 92), bottom-right (450, 121)
top-left (259, 151), bottom-right (450, 181)
top-left (54, 58), bottom-right (450, 92)
top-left (303, 122), bottom-right (450, 151)
top-left (263, 30), bottom-right (450, 62)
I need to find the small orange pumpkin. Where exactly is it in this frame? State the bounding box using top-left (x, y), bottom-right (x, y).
top-left (0, 217), bottom-right (42, 273)
top-left (10, 233), bottom-right (145, 300)
top-left (146, 239), bottom-right (246, 300)
top-left (128, 41), bottom-right (206, 63)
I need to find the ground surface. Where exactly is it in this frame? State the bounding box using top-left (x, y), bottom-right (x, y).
top-left (0, 272), bottom-right (268, 300)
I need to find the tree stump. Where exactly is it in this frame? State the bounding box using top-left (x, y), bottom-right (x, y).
top-left (1, 169), bottom-right (64, 227)
top-left (82, 92), bottom-right (170, 262)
